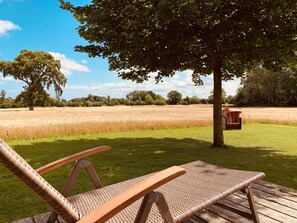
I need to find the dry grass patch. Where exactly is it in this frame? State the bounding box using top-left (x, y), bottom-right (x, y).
top-left (0, 105), bottom-right (213, 140)
top-left (0, 120), bottom-right (212, 140)
top-left (1, 105), bottom-right (296, 140)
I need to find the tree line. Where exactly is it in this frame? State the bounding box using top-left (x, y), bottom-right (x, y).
top-left (2, 62), bottom-right (296, 109)
top-left (0, 89), bottom-right (205, 109)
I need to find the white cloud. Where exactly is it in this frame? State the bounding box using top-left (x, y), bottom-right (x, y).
top-left (65, 70), bottom-right (241, 99)
top-left (82, 59), bottom-right (87, 64)
top-left (0, 75), bottom-right (19, 83)
top-left (222, 78), bottom-right (241, 96)
top-left (49, 52), bottom-right (90, 75)
top-left (0, 20), bottom-right (21, 36)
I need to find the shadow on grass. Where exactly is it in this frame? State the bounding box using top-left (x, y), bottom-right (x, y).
top-left (0, 137), bottom-right (296, 222)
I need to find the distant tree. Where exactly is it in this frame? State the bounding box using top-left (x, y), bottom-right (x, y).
top-left (154, 94), bottom-right (167, 105)
top-left (0, 90), bottom-right (6, 103)
top-left (167, 90), bottom-right (182, 105)
top-left (184, 96), bottom-right (190, 104)
top-left (0, 50), bottom-right (66, 110)
top-left (126, 90), bottom-right (158, 103)
top-left (61, 0), bottom-right (297, 147)
top-left (155, 98), bottom-right (167, 105)
top-left (208, 89), bottom-right (227, 104)
top-left (146, 91), bottom-right (157, 100)
top-left (226, 95), bottom-right (235, 104)
top-left (280, 67), bottom-right (297, 106)
top-left (145, 94), bottom-right (154, 105)
top-left (233, 88), bottom-right (248, 106)
top-left (126, 90), bottom-right (145, 102)
top-left (200, 99), bottom-right (208, 104)
top-left (189, 96), bottom-right (200, 104)
top-left (234, 65), bottom-right (297, 106)
top-left (87, 94), bottom-right (95, 102)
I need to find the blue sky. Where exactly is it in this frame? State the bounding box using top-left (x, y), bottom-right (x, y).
top-left (0, 0), bottom-right (240, 100)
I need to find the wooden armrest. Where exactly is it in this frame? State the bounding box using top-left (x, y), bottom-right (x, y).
top-left (36, 146), bottom-right (111, 175)
top-left (77, 166), bottom-right (186, 223)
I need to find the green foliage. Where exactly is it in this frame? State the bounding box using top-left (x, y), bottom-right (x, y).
top-left (128, 101), bottom-right (137, 106)
top-left (226, 95), bottom-right (235, 104)
top-left (56, 101), bottom-right (66, 107)
top-left (67, 102), bottom-right (81, 107)
top-left (0, 90), bottom-right (6, 103)
top-left (93, 102), bottom-right (102, 107)
top-left (167, 90), bottom-right (182, 105)
top-left (208, 89), bottom-right (227, 104)
top-left (0, 102), bottom-right (12, 108)
top-left (154, 98), bottom-right (167, 105)
top-left (60, 0), bottom-right (297, 82)
top-left (126, 90), bottom-right (156, 102)
top-left (84, 101), bottom-right (93, 107)
top-left (110, 99), bottom-right (120, 105)
top-left (0, 50), bottom-right (66, 110)
top-left (200, 99), bottom-right (208, 104)
top-left (145, 94), bottom-right (154, 105)
top-left (234, 65), bottom-right (297, 106)
top-left (189, 96), bottom-right (200, 104)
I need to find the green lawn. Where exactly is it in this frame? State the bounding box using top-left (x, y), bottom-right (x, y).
top-left (1, 123), bottom-right (297, 222)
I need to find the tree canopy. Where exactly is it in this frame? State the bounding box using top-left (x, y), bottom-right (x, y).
top-left (167, 90), bottom-right (183, 105)
top-left (60, 0), bottom-right (297, 147)
top-left (234, 64), bottom-right (297, 106)
top-left (0, 50), bottom-right (66, 110)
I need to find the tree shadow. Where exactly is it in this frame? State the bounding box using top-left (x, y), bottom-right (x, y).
top-left (0, 137), bottom-right (296, 222)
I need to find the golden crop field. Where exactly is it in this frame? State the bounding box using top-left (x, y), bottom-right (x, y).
top-left (0, 105), bottom-right (297, 140)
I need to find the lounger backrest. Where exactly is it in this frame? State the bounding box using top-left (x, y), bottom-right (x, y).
top-left (0, 139), bottom-right (80, 222)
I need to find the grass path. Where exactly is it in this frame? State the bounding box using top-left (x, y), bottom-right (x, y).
top-left (0, 123), bottom-right (296, 222)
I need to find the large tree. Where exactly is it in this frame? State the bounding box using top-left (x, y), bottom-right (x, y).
top-left (235, 65), bottom-right (297, 106)
top-left (167, 90), bottom-right (183, 105)
top-left (60, 0), bottom-right (297, 147)
top-left (0, 50), bottom-right (66, 110)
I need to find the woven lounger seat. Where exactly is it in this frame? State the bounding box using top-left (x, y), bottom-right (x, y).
top-left (69, 161), bottom-right (264, 222)
top-left (0, 139), bottom-right (265, 223)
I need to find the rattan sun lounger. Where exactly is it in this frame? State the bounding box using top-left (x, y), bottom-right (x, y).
top-left (0, 139), bottom-right (265, 223)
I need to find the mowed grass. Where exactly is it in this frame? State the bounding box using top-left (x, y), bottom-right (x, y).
top-left (0, 123), bottom-right (297, 222)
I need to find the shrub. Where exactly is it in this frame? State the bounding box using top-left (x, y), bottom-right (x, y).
top-left (0, 102), bottom-right (12, 108)
top-left (84, 101), bottom-right (93, 107)
top-left (200, 99), bottom-right (208, 104)
top-left (93, 102), bottom-right (102, 107)
top-left (155, 99), bottom-right (167, 105)
top-left (128, 101), bottom-right (137, 106)
top-left (107, 101), bottom-right (115, 106)
top-left (56, 101), bottom-right (66, 107)
top-left (189, 96), bottom-right (200, 104)
top-left (111, 99), bottom-right (120, 105)
top-left (67, 102), bottom-right (81, 107)
top-left (145, 94), bottom-right (154, 105)
top-left (139, 101), bottom-right (146, 105)
top-left (12, 103), bottom-right (19, 108)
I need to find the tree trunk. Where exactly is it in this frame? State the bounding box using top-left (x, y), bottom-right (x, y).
top-left (212, 56), bottom-right (224, 148)
top-left (28, 90), bottom-right (34, 111)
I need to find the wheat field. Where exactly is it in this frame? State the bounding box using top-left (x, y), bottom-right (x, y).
top-left (0, 105), bottom-right (296, 140)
